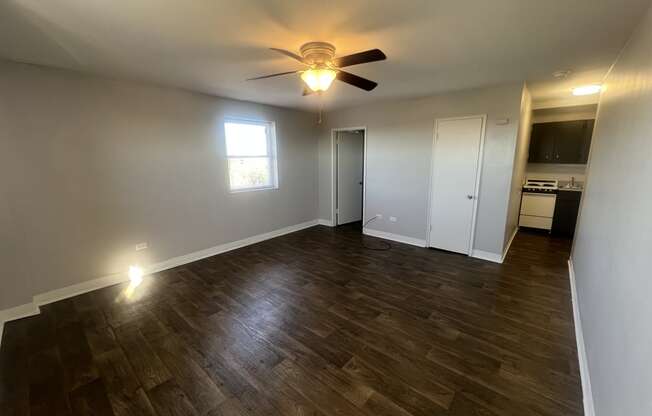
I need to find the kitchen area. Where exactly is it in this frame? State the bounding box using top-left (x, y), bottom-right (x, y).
top-left (519, 104), bottom-right (596, 238)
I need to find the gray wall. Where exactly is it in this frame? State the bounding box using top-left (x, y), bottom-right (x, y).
top-left (571, 4), bottom-right (652, 415)
top-left (318, 84), bottom-right (523, 255)
top-left (0, 173), bottom-right (31, 312)
top-left (504, 85), bottom-right (532, 250)
top-left (0, 60), bottom-right (318, 311)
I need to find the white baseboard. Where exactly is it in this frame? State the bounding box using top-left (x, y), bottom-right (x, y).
top-left (501, 227), bottom-right (519, 263)
top-left (317, 219), bottom-right (334, 227)
top-left (0, 219), bottom-right (319, 346)
top-left (363, 228), bottom-right (426, 248)
top-left (470, 227), bottom-right (517, 264)
top-left (34, 272), bottom-right (128, 307)
top-left (568, 259), bottom-right (595, 416)
top-left (147, 219), bottom-right (318, 275)
top-left (471, 249), bottom-right (503, 263)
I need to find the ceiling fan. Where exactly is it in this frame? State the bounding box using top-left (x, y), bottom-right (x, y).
top-left (247, 42), bottom-right (386, 95)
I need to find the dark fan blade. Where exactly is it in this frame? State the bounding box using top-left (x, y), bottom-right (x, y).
top-left (333, 49), bottom-right (386, 68)
top-left (336, 71), bottom-right (378, 91)
top-left (246, 70), bottom-right (299, 81)
top-left (270, 48), bottom-right (306, 64)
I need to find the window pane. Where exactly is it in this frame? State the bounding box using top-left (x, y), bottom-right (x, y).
top-left (225, 122), bottom-right (268, 156)
top-left (228, 157), bottom-right (272, 190)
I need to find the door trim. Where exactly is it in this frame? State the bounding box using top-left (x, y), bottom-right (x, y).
top-left (331, 127), bottom-right (367, 226)
top-left (426, 115), bottom-right (487, 255)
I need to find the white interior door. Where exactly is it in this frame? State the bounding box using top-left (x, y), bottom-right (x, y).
top-left (337, 131), bottom-right (364, 225)
top-left (429, 116), bottom-right (484, 254)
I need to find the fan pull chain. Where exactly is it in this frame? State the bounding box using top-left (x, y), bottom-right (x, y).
top-left (317, 93), bottom-right (323, 124)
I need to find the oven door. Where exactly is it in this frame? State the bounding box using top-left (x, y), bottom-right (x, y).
top-left (519, 192), bottom-right (557, 230)
top-left (520, 192), bottom-right (557, 217)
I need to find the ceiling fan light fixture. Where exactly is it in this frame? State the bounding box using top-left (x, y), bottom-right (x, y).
top-left (301, 68), bottom-right (337, 92)
top-left (249, 43), bottom-right (386, 94)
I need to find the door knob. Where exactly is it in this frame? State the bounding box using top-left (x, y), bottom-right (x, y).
top-left (467, 195), bottom-right (474, 200)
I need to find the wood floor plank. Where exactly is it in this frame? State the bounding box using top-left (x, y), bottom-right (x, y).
top-left (109, 388), bottom-right (158, 416)
top-left (273, 359), bottom-right (369, 416)
top-left (28, 347), bottom-right (72, 416)
top-left (342, 356), bottom-right (448, 416)
top-left (209, 397), bottom-right (254, 416)
top-left (0, 225), bottom-right (582, 416)
top-left (69, 378), bottom-right (115, 416)
top-left (94, 348), bottom-right (157, 416)
top-left (237, 386), bottom-right (285, 416)
top-left (0, 320), bottom-right (31, 416)
top-left (448, 392), bottom-right (501, 416)
top-left (152, 334), bottom-right (227, 415)
top-left (326, 329), bottom-right (455, 410)
top-left (84, 325), bottom-right (118, 357)
top-left (148, 379), bottom-right (198, 416)
top-left (113, 326), bottom-right (172, 391)
top-left (56, 321), bottom-right (100, 393)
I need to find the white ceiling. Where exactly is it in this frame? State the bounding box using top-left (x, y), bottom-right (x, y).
top-left (1, 0), bottom-right (649, 111)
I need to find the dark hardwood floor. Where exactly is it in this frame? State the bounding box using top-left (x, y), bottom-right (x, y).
top-left (0, 224), bottom-right (582, 416)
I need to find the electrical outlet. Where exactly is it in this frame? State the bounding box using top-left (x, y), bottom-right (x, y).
top-left (135, 242), bottom-right (148, 251)
top-left (389, 216), bottom-right (398, 223)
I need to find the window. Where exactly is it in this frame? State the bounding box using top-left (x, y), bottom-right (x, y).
top-left (224, 119), bottom-right (278, 192)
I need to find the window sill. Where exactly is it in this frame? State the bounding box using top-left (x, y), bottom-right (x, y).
top-left (228, 186), bottom-right (279, 194)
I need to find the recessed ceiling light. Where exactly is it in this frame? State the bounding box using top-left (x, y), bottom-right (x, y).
top-left (572, 85), bottom-right (602, 96)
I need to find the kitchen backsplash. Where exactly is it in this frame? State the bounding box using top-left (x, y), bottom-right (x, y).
top-left (526, 163), bottom-right (587, 182)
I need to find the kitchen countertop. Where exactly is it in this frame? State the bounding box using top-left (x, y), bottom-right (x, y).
top-left (558, 180), bottom-right (584, 192)
top-left (558, 186), bottom-right (583, 192)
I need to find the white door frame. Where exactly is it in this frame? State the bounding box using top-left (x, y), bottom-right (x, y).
top-left (426, 115), bottom-right (487, 255)
top-left (331, 127), bottom-right (367, 226)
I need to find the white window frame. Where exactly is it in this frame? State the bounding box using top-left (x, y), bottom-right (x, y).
top-left (224, 118), bottom-right (279, 193)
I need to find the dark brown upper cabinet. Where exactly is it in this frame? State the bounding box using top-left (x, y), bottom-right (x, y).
top-left (529, 123), bottom-right (556, 163)
top-left (528, 119), bottom-right (594, 164)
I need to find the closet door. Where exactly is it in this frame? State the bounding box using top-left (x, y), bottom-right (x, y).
top-left (429, 116), bottom-right (485, 254)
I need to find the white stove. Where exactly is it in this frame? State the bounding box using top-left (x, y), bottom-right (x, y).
top-left (522, 179), bottom-right (559, 193)
top-left (519, 179), bottom-right (559, 230)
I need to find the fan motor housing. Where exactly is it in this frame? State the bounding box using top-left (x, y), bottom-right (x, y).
top-left (300, 42), bottom-right (336, 66)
